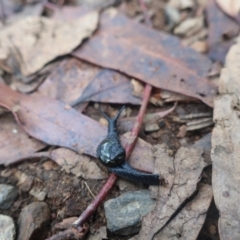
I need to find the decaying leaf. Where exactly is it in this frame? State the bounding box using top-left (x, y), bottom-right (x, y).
top-left (0, 83), bottom-right (155, 173)
top-left (0, 11), bottom-right (99, 76)
top-left (0, 113), bottom-right (46, 165)
top-left (73, 9), bottom-right (217, 107)
top-left (211, 35), bottom-right (240, 239)
top-left (135, 145), bottom-right (208, 239)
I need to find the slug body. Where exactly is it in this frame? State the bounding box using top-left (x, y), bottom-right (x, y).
top-left (96, 107), bottom-right (160, 185)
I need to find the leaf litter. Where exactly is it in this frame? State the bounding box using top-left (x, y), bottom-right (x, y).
top-left (0, 11), bottom-right (99, 76)
top-left (73, 8), bottom-right (217, 107)
top-left (1, 0), bottom-right (236, 239)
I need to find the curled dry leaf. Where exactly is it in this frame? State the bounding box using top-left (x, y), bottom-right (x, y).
top-left (0, 83), bottom-right (155, 173)
top-left (0, 114), bottom-right (46, 165)
top-left (211, 35), bottom-right (240, 239)
top-left (73, 9), bottom-right (217, 107)
top-left (0, 11), bottom-right (99, 76)
top-left (135, 145), bottom-right (208, 239)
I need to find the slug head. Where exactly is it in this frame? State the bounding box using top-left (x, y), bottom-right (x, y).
top-left (96, 137), bottom-right (126, 168)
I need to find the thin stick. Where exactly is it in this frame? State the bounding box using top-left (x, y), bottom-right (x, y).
top-left (46, 1), bottom-right (153, 239)
top-left (84, 181), bottom-right (95, 199)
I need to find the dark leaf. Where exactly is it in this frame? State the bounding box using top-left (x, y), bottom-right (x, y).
top-left (73, 10), bottom-right (217, 107)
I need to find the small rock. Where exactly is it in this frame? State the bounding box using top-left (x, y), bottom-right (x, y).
top-left (190, 40), bottom-right (208, 53)
top-left (18, 202), bottom-right (50, 240)
top-left (209, 224), bottom-right (216, 235)
top-left (104, 190), bottom-right (156, 235)
top-left (55, 217), bottom-right (78, 230)
top-left (116, 178), bottom-right (142, 192)
top-left (87, 226), bottom-right (107, 240)
top-left (165, 5), bottom-right (181, 29)
top-left (180, 0), bottom-right (194, 9)
top-left (0, 184), bottom-right (18, 210)
top-left (174, 17), bottom-right (204, 37)
top-left (29, 186), bottom-right (47, 201)
top-left (177, 125), bottom-right (187, 138)
top-left (20, 176), bottom-right (34, 192)
top-left (0, 214), bottom-right (16, 240)
top-left (144, 123), bottom-right (159, 132)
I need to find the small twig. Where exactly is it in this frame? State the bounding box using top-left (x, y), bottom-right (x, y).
top-left (84, 181), bottom-right (95, 199)
top-left (47, 1), bottom-right (154, 239)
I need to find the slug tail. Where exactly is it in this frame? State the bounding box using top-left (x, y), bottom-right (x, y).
top-left (109, 162), bottom-right (160, 185)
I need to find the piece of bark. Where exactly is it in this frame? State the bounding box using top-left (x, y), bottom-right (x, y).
top-left (135, 145), bottom-right (208, 239)
top-left (211, 35), bottom-right (240, 239)
top-left (73, 9), bottom-right (217, 107)
top-left (153, 184), bottom-right (213, 240)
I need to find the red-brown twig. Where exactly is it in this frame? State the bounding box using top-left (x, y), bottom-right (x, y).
top-left (46, 85), bottom-right (152, 240)
top-left (46, 1), bottom-right (153, 239)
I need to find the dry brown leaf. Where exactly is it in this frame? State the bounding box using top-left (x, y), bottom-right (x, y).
top-left (0, 83), bottom-right (155, 173)
top-left (37, 58), bottom-right (141, 106)
top-left (0, 114), bottom-right (46, 165)
top-left (73, 9), bottom-right (217, 107)
top-left (0, 12), bottom-right (99, 76)
top-left (211, 35), bottom-right (240, 239)
top-left (135, 145), bottom-right (208, 239)
top-left (216, 0), bottom-right (240, 18)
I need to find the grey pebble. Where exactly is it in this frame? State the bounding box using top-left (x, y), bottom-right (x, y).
top-left (0, 214), bottom-right (16, 240)
top-left (0, 184), bottom-right (18, 210)
top-left (104, 190), bottom-right (156, 236)
top-left (17, 202), bottom-right (50, 240)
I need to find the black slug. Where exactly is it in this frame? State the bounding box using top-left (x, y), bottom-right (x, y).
top-left (96, 106), bottom-right (160, 185)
